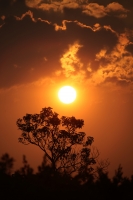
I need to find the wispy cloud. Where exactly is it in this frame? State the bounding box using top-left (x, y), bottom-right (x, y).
top-left (14, 10), bottom-right (36, 21)
top-left (54, 20), bottom-right (70, 31)
top-left (14, 10), bottom-right (51, 24)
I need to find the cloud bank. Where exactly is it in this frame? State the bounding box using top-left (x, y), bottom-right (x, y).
top-left (0, 0), bottom-right (133, 89)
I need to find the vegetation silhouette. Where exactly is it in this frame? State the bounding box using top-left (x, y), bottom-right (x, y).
top-left (16, 107), bottom-right (98, 178)
top-left (15, 155), bottom-right (34, 176)
top-left (0, 153), bottom-right (133, 199)
top-left (0, 153), bottom-right (15, 175)
top-left (0, 107), bottom-right (133, 199)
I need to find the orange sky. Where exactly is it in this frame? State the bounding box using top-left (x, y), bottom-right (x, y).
top-left (0, 0), bottom-right (133, 178)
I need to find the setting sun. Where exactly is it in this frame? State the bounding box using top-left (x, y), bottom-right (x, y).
top-left (58, 86), bottom-right (77, 104)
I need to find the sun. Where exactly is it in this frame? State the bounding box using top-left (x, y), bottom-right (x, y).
top-left (58, 86), bottom-right (77, 104)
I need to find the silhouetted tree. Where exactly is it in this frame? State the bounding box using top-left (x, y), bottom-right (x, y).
top-left (37, 154), bottom-right (48, 174)
top-left (0, 153), bottom-right (15, 175)
top-left (16, 107), bottom-right (98, 177)
top-left (113, 164), bottom-right (124, 186)
top-left (15, 155), bottom-right (33, 176)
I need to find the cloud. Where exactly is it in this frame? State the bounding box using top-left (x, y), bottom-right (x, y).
top-left (82, 2), bottom-right (129, 18)
top-left (75, 21), bottom-right (102, 31)
top-left (25, 0), bottom-right (42, 8)
top-left (89, 32), bottom-right (133, 86)
top-left (0, 19), bottom-right (116, 88)
top-left (37, 3), bottom-right (59, 12)
top-left (60, 42), bottom-right (83, 75)
top-left (83, 3), bottom-right (106, 18)
top-left (0, 13), bottom-right (56, 88)
top-left (54, 19), bottom-right (103, 32)
top-left (25, 0), bottom-right (79, 12)
top-left (106, 2), bottom-right (129, 18)
top-left (14, 10), bottom-right (51, 24)
top-left (56, 42), bottom-right (86, 82)
top-left (125, 43), bottom-right (133, 55)
top-left (0, 3), bottom-right (132, 89)
top-left (24, 0), bottom-right (129, 19)
top-left (14, 10), bottom-right (36, 22)
top-left (24, 1), bottom-right (129, 19)
top-left (54, 20), bottom-right (70, 31)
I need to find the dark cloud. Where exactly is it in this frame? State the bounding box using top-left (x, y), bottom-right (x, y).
top-left (125, 43), bottom-right (133, 55)
top-left (0, 12), bottom-right (119, 88)
top-left (0, 0), bottom-right (133, 88)
top-left (0, 15), bottom-right (54, 87)
top-left (0, 0), bottom-right (15, 9)
top-left (0, 0), bottom-right (27, 16)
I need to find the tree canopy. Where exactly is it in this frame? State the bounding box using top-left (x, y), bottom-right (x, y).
top-left (16, 107), bottom-right (98, 176)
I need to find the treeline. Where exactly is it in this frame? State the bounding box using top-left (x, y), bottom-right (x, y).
top-left (0, 153), bottom-right (133, 200)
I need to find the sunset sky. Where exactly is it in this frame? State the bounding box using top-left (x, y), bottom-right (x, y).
top-left (0, 0), bottom-right (133, 178)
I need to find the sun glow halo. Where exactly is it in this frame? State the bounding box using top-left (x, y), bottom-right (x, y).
top-left (58, 86), bottom-right (77, 104)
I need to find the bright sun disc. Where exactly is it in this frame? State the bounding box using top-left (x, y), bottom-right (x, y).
top-left (58, 86), bottom-right (77, 104)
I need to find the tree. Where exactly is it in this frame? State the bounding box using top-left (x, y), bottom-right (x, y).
top-left (16, 107), bottom-right (98, 176)
top-left (0, 153), bottom-right (15, 175)
top-left (113, 164), bottom-right (124, 186)
top-left (15, 155), bottom-right (34, 176)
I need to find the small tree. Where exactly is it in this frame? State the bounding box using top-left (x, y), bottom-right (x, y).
top-left (0, 153), bottom-right (15, 175)
top-left (15, 155), bottom-right (34, 176)
top-left (16, 107), bottom-right (97, 176)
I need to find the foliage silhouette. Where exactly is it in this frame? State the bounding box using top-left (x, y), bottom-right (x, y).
top-left (16, 107), bottom-right (98, 176)
top-left (15, 155), bottom-right (34, 176)
top-left (113, 164), bottom-right (125, 186)
top-left (0, 153), bottom-right (15, 175)
top-left (0, 153), bottom-right (133, 199)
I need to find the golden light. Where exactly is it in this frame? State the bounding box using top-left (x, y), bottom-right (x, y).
top-left (58, 86), bottom-right (77, 104)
